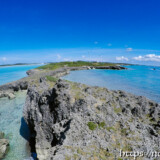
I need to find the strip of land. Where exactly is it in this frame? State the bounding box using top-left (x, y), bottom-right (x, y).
top-left (0, 61), bottom-right (126, 98)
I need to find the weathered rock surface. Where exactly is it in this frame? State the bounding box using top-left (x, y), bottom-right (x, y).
top-left (0, 79), bottom-right (28, 92)
top-left (0, 132), bottom-right (9, 159)
top-left (0, 91), bottom-right (16, 99)
top-left (23, 79), bottom-right (160, 160)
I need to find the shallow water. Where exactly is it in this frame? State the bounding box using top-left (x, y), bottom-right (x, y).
top-left (0, 64), bottom-right (41, 85)
top-left (0, 64), bottom-right (42, 160)
top-left (63, 65), bottom-right (160, 103)
top-left (0, 91), bottom-right (32, 160)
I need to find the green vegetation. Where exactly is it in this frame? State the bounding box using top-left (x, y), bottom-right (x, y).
top-left (122, 144), bottom-right (132, 151)
top-left (65, 155), bottom-right (71, 160)
top-left (98, 121), bottom-right (106, 129)
top-left (121, 128), bottom-right (128, 136)
top-left (87, 122), bottom-right (97, 131)
top-left (37, 61), bottom-right (118, 70)
top-left (46, 76), bottom-right (58, 82)
top-left (65, 145), bottom-right (114, 159)
top-left (114, 107), bottom-right (122, 113)
top-left (106, 126), bottom-right (116, 132)
top-left (87, 121), bottom-right (107, 130)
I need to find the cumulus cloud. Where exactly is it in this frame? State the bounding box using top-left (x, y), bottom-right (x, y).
top-left (126, 48), bottom-right (133, 51)
top-left (116, 56), bottom-right (129, 61)
top-left (133, 54), bottom-right (160, 62)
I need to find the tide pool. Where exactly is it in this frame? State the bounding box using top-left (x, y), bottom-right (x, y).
top-left (0, 91), bottom-right (31, 160)
top-left (0, 64), bottom-right (41, 85)
top-left (0, 64), bottom-right (41, 160)
top-left (63, 65), bottom-right (160, 103)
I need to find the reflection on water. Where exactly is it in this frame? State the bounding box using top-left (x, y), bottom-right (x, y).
top-left (0, 91), bottom-right (32, 160)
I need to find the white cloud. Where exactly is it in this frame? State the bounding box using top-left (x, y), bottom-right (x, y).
top-left (107, 43), bottom-right (112, 46)
top-left (133, 54), bottom-right (160, 62)
top-left (116, 56), bottom-right (129, 61)
top-left (126, 48), bottom-right (133, 51)
top-left (2, 57), bottom-right (7, 61)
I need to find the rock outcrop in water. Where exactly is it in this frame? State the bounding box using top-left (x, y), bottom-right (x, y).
top-left (0, 66), bottom-right (126, 99)
top-left (24, 78), bottom-right (160, 160)
top-left (0, 132), bottom-right (9, 159)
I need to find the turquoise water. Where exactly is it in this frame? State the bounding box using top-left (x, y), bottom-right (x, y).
top-left (0, 91), bottom-right (31, 160)
top-left (63, 65), bottom-right (160, 103)
top-left (0, 64), bottom-right (41, 85)
top-left (0, 65), bottom-right (41, 160)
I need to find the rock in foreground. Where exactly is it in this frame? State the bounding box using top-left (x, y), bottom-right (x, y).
top-left (0, 132), bottom-right (9, 159)
top-left (24, 79), bottom-right (160, 160)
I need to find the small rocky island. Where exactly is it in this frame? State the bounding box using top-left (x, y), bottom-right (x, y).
top-left (1, 61), bottom-right (160, 160)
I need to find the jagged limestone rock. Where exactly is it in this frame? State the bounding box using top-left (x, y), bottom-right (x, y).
top-left (24, 79), bottom-right (160, 160)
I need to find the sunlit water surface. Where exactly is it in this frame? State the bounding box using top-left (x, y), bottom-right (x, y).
top-left (63, 65), bottom-right (160, 103)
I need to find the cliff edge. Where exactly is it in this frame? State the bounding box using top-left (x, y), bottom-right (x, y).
top-left (23, 78), bottom-right (160, 160)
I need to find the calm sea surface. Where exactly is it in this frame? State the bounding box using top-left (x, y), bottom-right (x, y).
top-left (0, 64), bottom-right (41, 85)
top-left (63, 65), bottom-right (160, 103)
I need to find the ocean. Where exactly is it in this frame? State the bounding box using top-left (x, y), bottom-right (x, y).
top-left (63, 65), bottom-right (160, 103)
top-left (0, 64), bottom-right (42, 85)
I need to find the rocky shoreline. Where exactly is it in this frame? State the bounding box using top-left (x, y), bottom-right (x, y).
top-left (0, 65), bottom-right (127, 159)
top-left (1, 64), bottom-right (160, 159)
top-left (23, 78), bottom-right (160, 160)
top-left (0, 65), bottom-right (126, 98)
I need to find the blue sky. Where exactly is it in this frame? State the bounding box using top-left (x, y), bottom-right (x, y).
top-left (0, 0), bottom-right (160, 65)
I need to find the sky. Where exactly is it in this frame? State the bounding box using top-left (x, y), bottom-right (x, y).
top-left (0, 0), bottom-right (160, 65)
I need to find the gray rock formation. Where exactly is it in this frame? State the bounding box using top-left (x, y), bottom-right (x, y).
top-left (0, 132), bottom-right (9, 159)
top-left (0, 90), bottom-right (16, 99)
top-left (23, 79), bottom-right (160, 160)
top-left (0, 79), bottom-right (28, 92)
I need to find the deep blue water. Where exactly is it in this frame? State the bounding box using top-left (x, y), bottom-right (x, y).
top-left (63, 65), bottom-right (160, 103)
top-left (0, 64), bottom-right (41, 85)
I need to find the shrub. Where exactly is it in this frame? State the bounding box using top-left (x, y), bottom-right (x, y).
top-left (98, 122), bottom-right (106, 129)
top-left (87, 122), bottom-right (97, 131)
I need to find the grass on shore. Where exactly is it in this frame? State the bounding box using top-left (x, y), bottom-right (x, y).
top-left (46, 75), bottom-right (58, 82)
top-left (37, 61), bottom-right (118, 70)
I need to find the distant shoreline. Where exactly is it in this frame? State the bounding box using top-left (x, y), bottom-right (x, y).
top-left (0, 63), bottom-right (45, 67)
